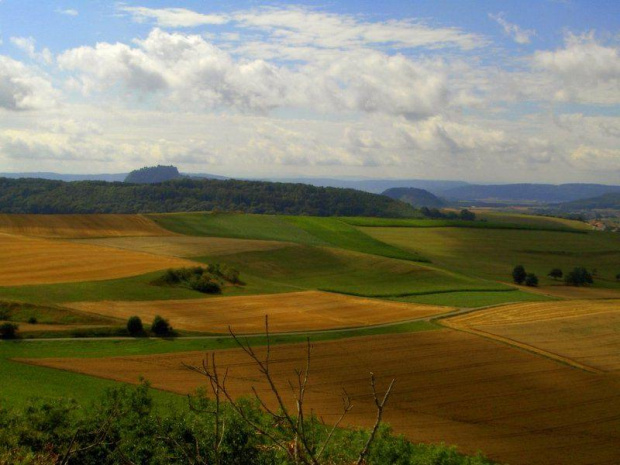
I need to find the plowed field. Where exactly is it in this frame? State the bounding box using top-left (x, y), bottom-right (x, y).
top-left (64, 291), bottom-right (452, 333)
top-left (0, 214), bottom-right (172, 238)
top-left (444, 300), bottom-right (620, 372)
top-left (0, 234), bottom-right (195, 286)
top-left (23, 330), bottom-right (620, 465)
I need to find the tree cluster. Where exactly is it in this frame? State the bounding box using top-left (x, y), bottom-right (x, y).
top-left (420, 207), bottom-right (476, 221)
top-left (152, 265), bottom-right (242, 295)
top-left (0, 177), bottom-right (417, 217)
top-left (511, 265), bottom-right (538, 287)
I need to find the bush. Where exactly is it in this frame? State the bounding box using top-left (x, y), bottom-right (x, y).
top-left (616, 273), bottom-right (620, 281)
top-left (126, 316), bottom-right (144, 336)
top-left (27, 316), bottom-right (38, 324)
top-left (512, 265), bottom-right (527, 285)
top-left (0, 322), bottom-right (19, 339)
top-left (524, 273), bottom-right (539, 287)
top-left (150, 315), bottom-right (172, 337)
top-left (548, 268), bottom-right (563, 280)
top-left (190, 276), bottom-right (221, 294)
top-left (564, 267), bottom-right (593, 286)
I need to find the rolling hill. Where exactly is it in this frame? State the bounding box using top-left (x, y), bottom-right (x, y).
top-left (382, 187), bottom-right (446, 207)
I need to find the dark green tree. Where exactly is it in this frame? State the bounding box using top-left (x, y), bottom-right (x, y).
top-left (0, 322), bottom-right (18, 339)
top-left (524, 273), bottom-right (539, 287)
top-left (512, 265), bottom-right (527, 285)
top-left (564, 267), bottom-right (594, 286)
top-left (150, 315), bottom-right (172, 336)
top-left (459, 209), bottom-right (476, 221)
top-left (126, 316), bottom-right (144, 336)
top-left (548, 268), bottom-right (563, 280)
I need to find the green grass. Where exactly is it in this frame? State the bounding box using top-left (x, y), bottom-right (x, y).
top-left (0, 301), bottom-right (112, 325)
top-left (150, 212), bottom-right (327, 245)
top-left (149, 212), bottom-right (423, 262)
top-left (282, 216), bottom-right (425, 261)
top-left (391, 290), bottom-right (556, 308)
top-left (341, 216), bottom-right (585, 232)
top-left (1, 320), bottom-right (438, 406)
top-left (195, 245), bottom-right (508, 297)
top-left (364, 227), bottom-right (620, 289)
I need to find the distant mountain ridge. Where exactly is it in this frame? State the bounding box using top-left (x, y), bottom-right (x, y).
top-left (443, 183), bottom-right (620, 203)
top-left (382, 187), bottom-right (446, 208)
top-left (559, 192), bottom-right (620, 210)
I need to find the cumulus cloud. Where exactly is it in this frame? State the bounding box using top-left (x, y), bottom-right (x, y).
top-left (489, 13), bottom-right (535, 44)
top-left (0, 55), bottom-right (58, 110)
top-left (10, 36), bottom-right (53, 64)
top-left (569, 145), bottom-right (620, 171)
top-left (533, 33), bottom-right (620, 102)
top-left (57, 29), bottom-right (450, 117)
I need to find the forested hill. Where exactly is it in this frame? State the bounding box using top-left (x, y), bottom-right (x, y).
top-left (0, 177), bottom-right (418, 217)
top-left (382, 187), bottom-right (445, 207)
top-left (559, 192), bottom-right (620, 210)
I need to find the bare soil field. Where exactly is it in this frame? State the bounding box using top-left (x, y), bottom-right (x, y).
top-left (444, 300), bottom-right (620, 372)
top-left (72, 236), bottom-right (289, 258)
top-left (63, 291), bottom-right (451, 333)
top-left (0, 234), bottom-right (195, 286)
top-left (22, 330), bottom-right (620, 465)
top-left (0, 214), bottom-right (172, 238)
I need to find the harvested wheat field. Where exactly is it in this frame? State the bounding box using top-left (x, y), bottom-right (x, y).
top-left (0, 214), bottom-right (172, 238)
top-left (523, 284), bottom-right (620, 300)
top-left (64, 291), bottom-right (452, 333)
top-left (0, 234), bottom-right (196, 286)
top-left (444, 300), bottom-right (620, 372)
top-left (72, 236), bottom-right (289, 258)
top-left (22, 330), bottom-right (620, 465)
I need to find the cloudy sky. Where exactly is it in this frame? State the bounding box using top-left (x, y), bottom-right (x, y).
top-left (0, 0), bottom-right (619, 183)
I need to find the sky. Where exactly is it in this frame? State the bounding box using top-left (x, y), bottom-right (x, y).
top-left (0, 1), bottom-right (619, 183)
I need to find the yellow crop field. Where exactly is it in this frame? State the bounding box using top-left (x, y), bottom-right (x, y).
top-left (444, 300), bottom-right (620, 372)
top-left (22, 330), bottom-right (620, 465)
top-left (64, 290), bottom-right (452, 333)
top-left (0, 233), bottom-right (196, 286)
top-left (72, 236), bottom-right (289, 257)
top-left (0, 214), bottom-right (173, 238)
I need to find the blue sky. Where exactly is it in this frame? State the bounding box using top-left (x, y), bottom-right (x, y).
top-left (0, 1), bottom-right (619, 182)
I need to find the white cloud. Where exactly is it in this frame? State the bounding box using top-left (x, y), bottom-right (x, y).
top-left (0, 55), bottom-right (58, 110)
top-left (57, 8), bottom-right (78, 17)
top-left (58, 29), bottom-right (450, 117)
top-left (533, 33), bottom-right (620, 102)
top-left (119, 6), bottom-right (228, 27)
top-left (10, 36), bottom-right (53, 64)
top-left (569, 145), bottom-right (620, 171)
top-left (489, 13), bottom-right (535, 44)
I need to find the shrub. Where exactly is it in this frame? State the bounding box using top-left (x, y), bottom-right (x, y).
top-left (524, 273), bottom-right (539, 287)
top-left (548, 268), bottom-right (563, 280)
top-left (150, 315), bottom-right (172, 337)
top-left (512, 265), bottom-right (527, 285)
top-left (564, 267), bottom-right (594, 286)
top-left (0, 322), bottom-right (19, 339)
top-left (27, 316), bottom-right (38, 324)
top-left (190, 276), bottom-right (221, 294)
top-left (126, 316), bottom-right (144, 336)
top-left (616, 273), bottom-right (620, 281)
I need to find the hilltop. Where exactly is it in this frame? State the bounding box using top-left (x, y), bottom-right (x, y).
top-left (382, 187), bottom-right (445, 207)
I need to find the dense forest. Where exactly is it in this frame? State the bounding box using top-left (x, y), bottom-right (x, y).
top-left (124, 165), bottom-right (183, 184)
top-left (0, 177), bottom-right (417, 217)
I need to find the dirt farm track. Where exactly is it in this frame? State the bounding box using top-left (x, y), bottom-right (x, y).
top-left (22, 329), bottom-right (620, 465)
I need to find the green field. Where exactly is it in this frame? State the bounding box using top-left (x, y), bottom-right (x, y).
top-left (392, 290), bottom-right (556, 308)
top-left (364, 227), bottom-right (620, 288)
top-left (150, 212), bottom-right (424, 261)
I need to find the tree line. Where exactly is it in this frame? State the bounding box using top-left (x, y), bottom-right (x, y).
top-left (0, 177), bottom-right (417, 217)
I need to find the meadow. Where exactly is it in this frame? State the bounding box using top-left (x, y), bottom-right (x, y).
top-left (2, 210), bottom-right (620, 464)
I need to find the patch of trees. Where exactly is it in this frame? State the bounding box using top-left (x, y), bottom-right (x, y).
top-left (0, 177), bottom-right (418, 217)
top-left (515, 265), bottom-right (596, 287)
top-left (152, 265), bottom-right (241, 294)
top-left (512, 265), bottom-right (538, 287)
top-left (0, 322), bottom-right (18, 339)
top-left (420, 207), bottom-right (476, 221)
top-left (126, 315), bottom-right (174, 337)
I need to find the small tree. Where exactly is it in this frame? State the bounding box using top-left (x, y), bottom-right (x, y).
top-left (0, 322), bottom-right (19, 339)
top-left (564, 267), bottom-right (594, 287)
top-left (548, 268), bottom-right (563, 280)
top-left (459, 209), bottom-right (476, 221)
top-left (616, 273), bottom-right (620, 281)
top-left (512, 265), bottom-right (527, 285)
top-left (127, 316), bottom-right (144, 336)
top-left (151, 315), bottom-right (172, 337)
top-left (524, 273), bottom-right (539, 287)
